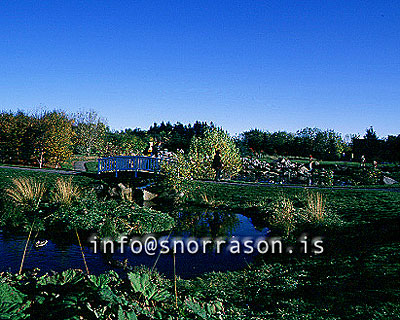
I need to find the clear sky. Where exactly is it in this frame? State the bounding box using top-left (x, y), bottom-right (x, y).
top-left (0, 1), bottom-right (399, 137)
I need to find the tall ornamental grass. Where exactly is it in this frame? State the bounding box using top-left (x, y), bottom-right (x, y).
top-left (269, 195), bottom-right (296, 237)
top-left (305, 192), bottom-right (327, 222)
top-left (51, 177), bottom-right (80, 205)
top-left (5, 177), bottom-right (46, 210)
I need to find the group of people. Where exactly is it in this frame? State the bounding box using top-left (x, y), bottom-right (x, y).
top-left (360, 154), bottom-right (378, 168)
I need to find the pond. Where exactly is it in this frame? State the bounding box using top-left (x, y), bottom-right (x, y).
top-left (0, 212), bottom-right (269, 279)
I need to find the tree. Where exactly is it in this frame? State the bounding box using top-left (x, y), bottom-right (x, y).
top-left (240, 129), bottom-right (265, 154)
top-left (73, 110), bottom-right (107, 156)
top-left (0, 111), bottom-right (33, 163)
top-left (364, 126), bottom-right (378, 140)
top-left (314, 130), bottom-right (345, 160)
top-left (32, 111), bottom-right (75, 168)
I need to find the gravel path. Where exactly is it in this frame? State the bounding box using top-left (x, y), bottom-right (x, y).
top-left (0, 165), bottom-right (79, 175)
top-left (73, 161), bottom-right (89, 172)
top-left (202, 180), bottom-right (400, 192)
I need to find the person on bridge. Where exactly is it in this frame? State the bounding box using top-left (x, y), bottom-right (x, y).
top-left (147, 141), bottom-right (154, 156)
top-left (212, 149), bottom-right (223, 181)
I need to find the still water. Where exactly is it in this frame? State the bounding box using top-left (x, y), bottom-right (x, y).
top-left (0, 213), bottom-right (269, 279)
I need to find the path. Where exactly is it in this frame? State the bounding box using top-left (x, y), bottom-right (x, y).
top-left (202, 180), bottom-right (400, 192)
top-left (0, 165), bottom-right (79, 175)
top-left (73, 161), bottom-right (89, 172)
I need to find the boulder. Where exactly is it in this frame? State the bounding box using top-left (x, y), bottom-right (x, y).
top-left (118, 183), bottom-right (133, 201)
top-left (383, 176), bottom-right (398, 185)
top-left (143, 189), bottom-right (158, 201)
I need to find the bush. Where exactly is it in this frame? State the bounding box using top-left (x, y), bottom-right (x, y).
top-left (159, 150), bottom-right (198, 203)
top-left (268, 192), bottom-right (342, 238)
top-left (189, 127), bottom-right (242, 180)
top-left (304, 192), bottom-right (327, 222)
top-left (51, 177), bottom-right (81, 205)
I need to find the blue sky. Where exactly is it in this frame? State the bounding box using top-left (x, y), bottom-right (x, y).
top-left (0, 1), bottom-right (399, 137)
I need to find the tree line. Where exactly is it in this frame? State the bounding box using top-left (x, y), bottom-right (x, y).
top-left (239, 126), bottom-right (400, 162)
top-left (1, 109), bottom-right (399, 167)
top-left (0, 110), bottom-right (211, 167)
top-left (238, 128), bottom-right (348, 160)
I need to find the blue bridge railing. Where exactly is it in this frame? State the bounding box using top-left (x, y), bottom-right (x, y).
top-left (97, 156), bottom-right (161, 177)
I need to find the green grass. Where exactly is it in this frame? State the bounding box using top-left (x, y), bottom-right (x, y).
top-left (177, 181), bottom-right (400, 318)
top-left (84, 161), bottom-right (98, 173)
top-left (190, 180), bottom-right (400, 220)
top-left (0, 167), bottom-right (96, 190)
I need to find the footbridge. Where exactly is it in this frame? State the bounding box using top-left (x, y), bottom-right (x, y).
top-left (97, 156), bottom-right (162, 177)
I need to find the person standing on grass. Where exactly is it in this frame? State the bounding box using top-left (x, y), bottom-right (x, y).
top-left (212, 149), bottom-right (223, 181)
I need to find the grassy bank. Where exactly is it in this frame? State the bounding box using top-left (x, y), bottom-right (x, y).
top-left (1, 171), bottom-right (399, 319)
top-left (0, 168), bottom-right (174, 236)
top-left (189, 181), bottom-right (400, 221)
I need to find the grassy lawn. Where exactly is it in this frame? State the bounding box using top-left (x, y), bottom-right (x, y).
top-left (190, 180), bottom-right (400, 221)
top-left (0, 167), bottom-right (97, 190)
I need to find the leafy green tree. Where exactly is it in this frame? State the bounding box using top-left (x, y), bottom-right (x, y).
top-left (364, 126), bottom-right (378, 140)
top-left (148, 121), bottom-right (210, 152)
top-left (313, 130), bottom-right (345, 159)
top-left (103, 129), bottom-right (148, 156)
top-left (240, 129), bottom-right (266, 154)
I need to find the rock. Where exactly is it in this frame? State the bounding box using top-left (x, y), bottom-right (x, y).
top-left (109, 187), bottom-right (119, 198)
top-left (298, 166), bottom-right (309, 175)
top-left (143, 190), bottom-right (158, 201)
top-left (118, 183), bottom-right (133, 201)
top-left (383, 176), bottom-right (398, 185)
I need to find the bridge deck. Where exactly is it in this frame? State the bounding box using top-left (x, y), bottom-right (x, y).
top-left (98, 156), bottom-right (161, 177)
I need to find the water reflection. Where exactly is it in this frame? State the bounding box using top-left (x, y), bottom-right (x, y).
top-left (173, 210), bottom-right (240, 238)
top-left (0, 210), bottom-right (269, 278)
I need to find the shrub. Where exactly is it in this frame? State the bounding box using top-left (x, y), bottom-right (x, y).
top-left (304, 192), bottom-right (327, 222)
top-left (189, 127), bottom-right (242, 180)
top-left (159, 150), bottom-right (197, 203)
